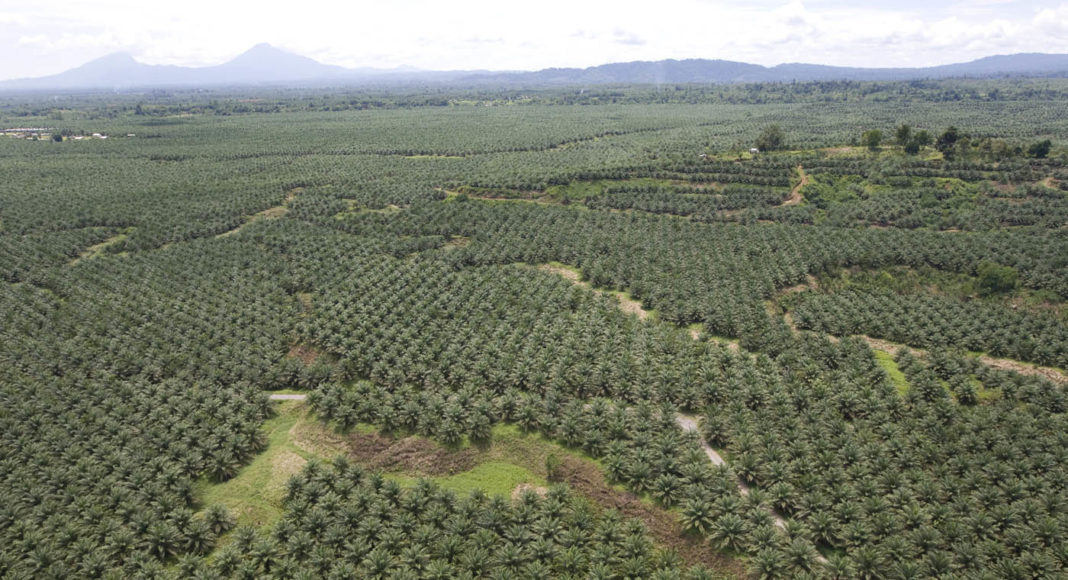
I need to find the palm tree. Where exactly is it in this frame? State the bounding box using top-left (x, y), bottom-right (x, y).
top-left (202, 504), bottom-right (236, 536)
top-left (556, 545), bottom-right (587, 576)
top-left (850, 545), bottom-right (885, 580)
top-left (358, 547), bottom-right (394, 579)
top-left (821, 553), bottom-right (855, 580)
top-left (783, 537), bottom-right (820, 573)
top-left (651, 474), bottom-right (682, 507)
top-left (752, 548), bottom-right (788, 579)
top-left (709, 513), bottom-right (748, 552)
top-left (679, 497), bottom-right (715, 535)
top-left (144, 521), bottom-right (179, 559)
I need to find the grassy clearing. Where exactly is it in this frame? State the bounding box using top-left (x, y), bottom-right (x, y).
top-left (194, 403), bottom-right (578, 527)
top-left (216, 206), bottom-right (289, 238)
top-left (406, 461), bottom-right (544, 497)
top-left (195, 401), bottom-right (741, 573)
top-left (70, 227), bottom-right (134, 264)
top-left (874, 350), bottom-right (909, 396)
top-left (194, 401), bottom-right (321, 529)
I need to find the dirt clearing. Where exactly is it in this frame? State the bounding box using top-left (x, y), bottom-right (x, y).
top-left (286, 343), bottom-right (321, 365)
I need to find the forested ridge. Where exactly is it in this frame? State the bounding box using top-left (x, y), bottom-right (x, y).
top-left (1, 81), bottom-right (1066, 578)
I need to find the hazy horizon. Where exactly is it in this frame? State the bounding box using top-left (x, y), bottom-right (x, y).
top-left (3, 0), bottom-right (1068, 82)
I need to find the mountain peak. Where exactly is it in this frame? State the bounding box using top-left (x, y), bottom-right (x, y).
top-left (242, 43), bottom-right (284, 55)
top-left (230, 43), bottom-right (293, 62)
top-left (215, 43), bottom-right (347, 82)
top-left (89, 52), bottom-right (139, 66)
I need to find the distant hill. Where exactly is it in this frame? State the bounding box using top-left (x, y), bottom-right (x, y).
top-left (3, 46), bottom-right (1068, 91)
top-left (482, 54), bottom-right (1068, 85)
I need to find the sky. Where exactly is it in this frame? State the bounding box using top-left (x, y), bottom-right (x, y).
top-left (2, 0), bottom-right (1067, 81)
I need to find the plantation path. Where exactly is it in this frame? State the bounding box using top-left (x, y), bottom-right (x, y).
top-left (718, 164), bottom-right (807, 219)
top-left (674, 415), bottom-right (728, 468)
top-left (770, 278), bottom-right (1067, 385)
top-left (269, 393), bottom-right (308, 400)
top-left (858, 336), bottom-right (1068, 385)
top-left (69, 227), bottom-right (134, 265)
top-left (216, 187), bottom-right (302, 238)
top-left (782, 165), bottom-right (808, 206)
top-left (538, 263), bottom-right (651, 320)
top-left (675, 414), bottom-right (787, 530)
top-left (676, 415), bottom-right (828, 563)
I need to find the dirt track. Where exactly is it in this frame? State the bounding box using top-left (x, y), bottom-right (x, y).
top-left (782, 165), bottom-right (808, 206)
top-left (268, 394), bottom-right (308, 400)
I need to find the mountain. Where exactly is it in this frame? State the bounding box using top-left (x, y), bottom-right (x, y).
top-left (207, 43), bottom-right (350, 83)
top-left (469, 59), bottom-right (767, 85)
top-left (0, 44), bottom-right (361, 91)
top-left (485, 53), bottom-right (1068, 85)
top-left (3, 47), bottom-right (1068, 91)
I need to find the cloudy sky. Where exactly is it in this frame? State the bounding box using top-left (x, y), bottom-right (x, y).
top-left (2, 0), bottom-right (1067, 80)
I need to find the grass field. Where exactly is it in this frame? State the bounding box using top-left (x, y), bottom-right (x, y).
top-left (874, 350), bottom-right (910, 396)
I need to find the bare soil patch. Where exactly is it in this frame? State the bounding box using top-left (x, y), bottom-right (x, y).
top-left (444, 236), bottom-right (470, 249)
top-left (859, 336), bottom-right (918, 357)
top-left (286, 343), bottom-right (320, 365)
top-left (540, 264), bottom-right (581, 282)
top-left (340, 431), bottom-right (479, 476)
top-left (978, 355), bottom-right (1068, 385)
top-left (615, 293), bottom-right (650, 320)
top-left (70, 228), bottom-right (134, 264)
top-left (510, 483), bottom-right (548, 502)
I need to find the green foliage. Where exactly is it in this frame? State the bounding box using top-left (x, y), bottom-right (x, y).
top-left (903, 129), bottom-right (932, 155)
top-left (545, 453), bottom-right (563, 482)
top-left (861, 129), bottom-right (883, 151)
top-left (936, 126), bottom-right (961, 159)
top-left (756, 124), bottom-right (785, 152)
top-left (1028, 139), bottom-right (1052, 159)
top-left (894, 124), bottom-right (912, 146)
top-left (976, 261), bottom-right (1018, 296)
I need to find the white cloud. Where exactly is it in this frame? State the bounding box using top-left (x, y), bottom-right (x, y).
top-left (0, 0), bottom-right (1066, 81)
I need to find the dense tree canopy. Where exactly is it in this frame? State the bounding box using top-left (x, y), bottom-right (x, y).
top-left (0, 80), bottom-right (1065, 578)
